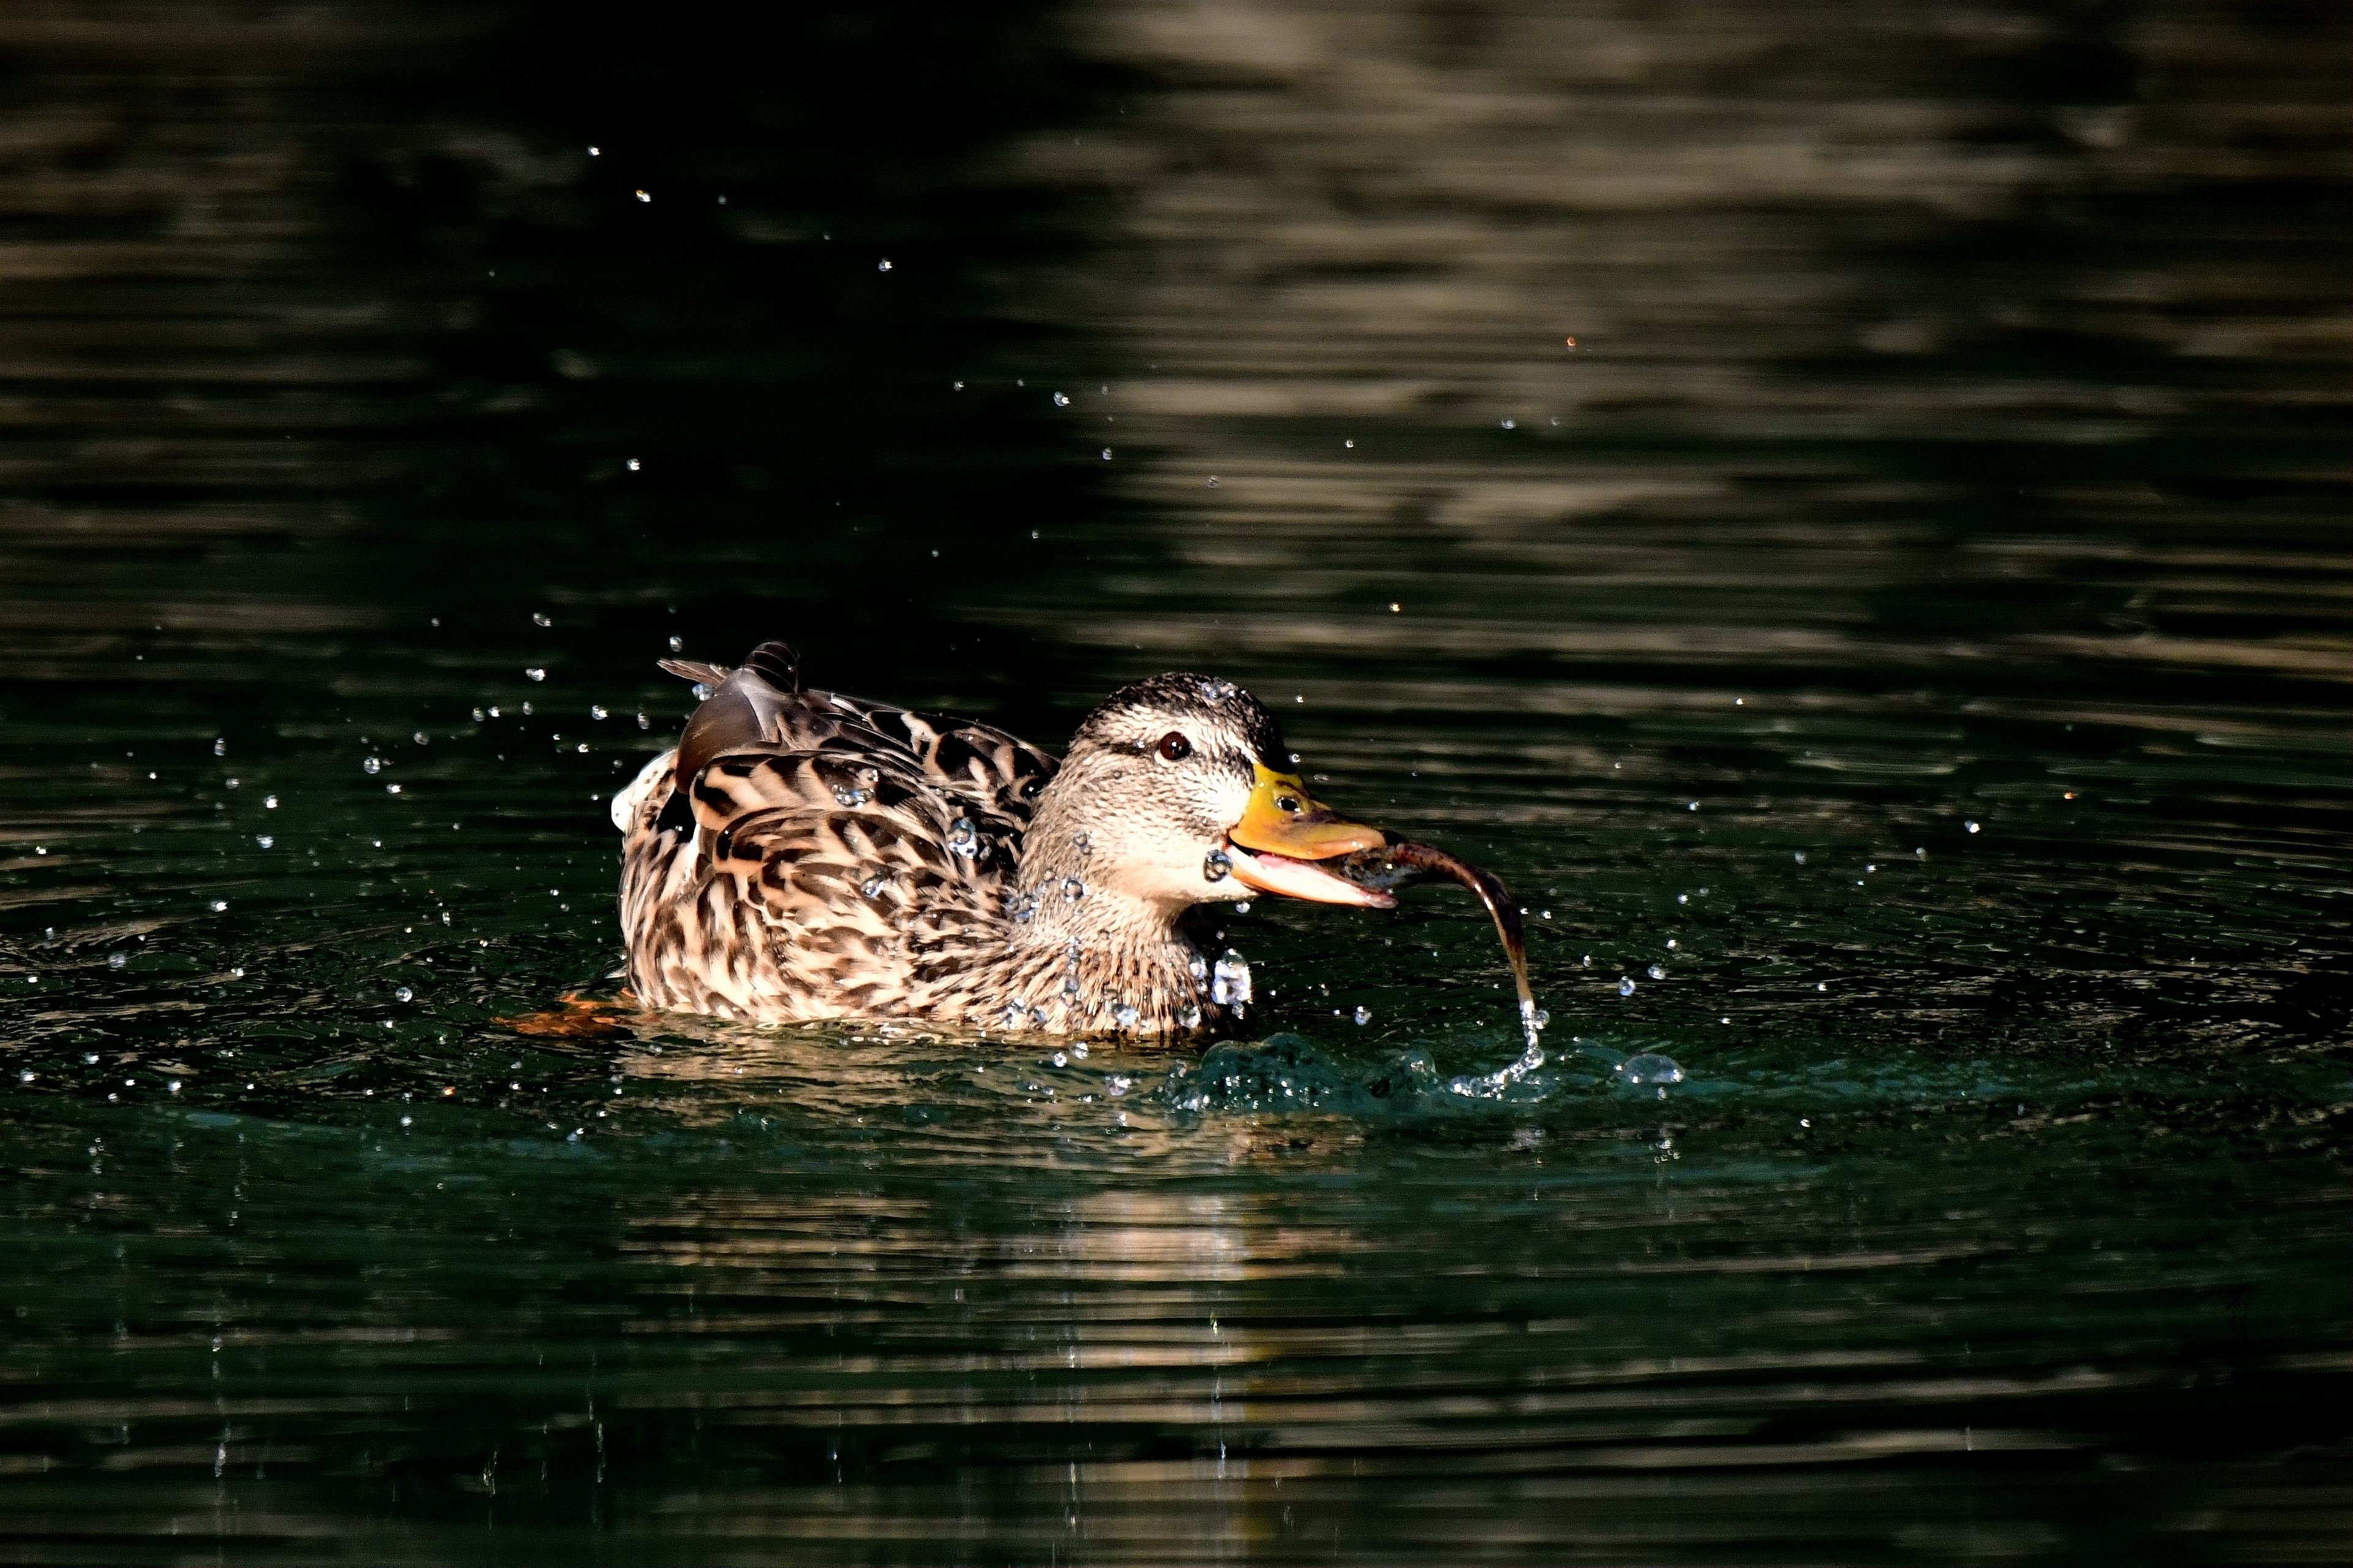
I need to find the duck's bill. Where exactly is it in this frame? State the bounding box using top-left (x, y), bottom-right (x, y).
top-left (1223, 763), bottom-right (1393, 904)
top-left (1225, 841), bottom-right (1398, 908)
top-left (1228, 763), bottom-right (1388, 857)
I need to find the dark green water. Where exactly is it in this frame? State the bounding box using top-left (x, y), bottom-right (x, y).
top-left (1, 1), bottom-right (2347, 1562)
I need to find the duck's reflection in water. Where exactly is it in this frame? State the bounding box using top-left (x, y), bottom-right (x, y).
top-left (604, 1023), bottom-right (1399, 1553)
top-left (579, 1026), bottom-right (2281, 1563)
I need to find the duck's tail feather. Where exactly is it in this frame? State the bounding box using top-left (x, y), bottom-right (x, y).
top-left (658, 643), bottom-right (798, 693)
top-left (740, 640), bottom-right (801, 692)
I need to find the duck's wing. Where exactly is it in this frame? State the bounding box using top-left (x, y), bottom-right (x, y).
top-left (807, 691), bottom-right (1060, 830)
top-left (656, 642), bottom-right (1059, 829)
top-left (697, 745), bottom-right (1010, 1006)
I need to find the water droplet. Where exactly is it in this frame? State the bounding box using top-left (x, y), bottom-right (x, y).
top-left (1677, 892), bottom-right (1687, 904)
top-left (1202, 847), bottom-right (1231, 883)
top-left (1966, 820), bottom-right (1982, 834)
top-left (1072, 831), bottom-right (1092, 857)
top-left (167, 1080), bottom-right (181, 1093)
top-left (387, 784), bottom-right (401, 794)
top-left (1793, 850), bottom-right (1807, 864)
top-left (1051, 1050), bottom-right (1068, 1067)
top-left (1030, 1007), bottom-right (1048, 1029)
top-left (1617, 976), bottom-right (1636, 996)
top-left (1188, 952), bottom-right (1208, 983)
top-left (525, 667), bottom-right (546, 683)
top-left (1817, 980), bottom-right (1828, 992)
top-left (876, 257), bottom-right (891, 271)
top-left (486, 705), bottom-right (500, 718)
top-left (1616, 1052), bottom-right (1684, 1086)
top-left (1532, 1010), bottom-right (1550, 1029)
top-left (362, 757), bottom-right (382, 775)
top-left (1008, 892), bottom-right (1038, 923)
top-left (1233, 900), bottom-right (1252, 915)
top-left (1062, 971), bottom-right (1082, 999)
top-left (1648, 964), bottom-right (1667, 980)
top-left (1002, 1002), bottom-right (1028, 1029)
top-left (590, 705), bottom-right (607, 720)
top-left (1206, 475), bottom-right (1218, 488)
top-left (1353, 1004), bottom-right (1371, 1025)
top-left (1071, 1042), bottom-right (1088, 1059)
top-left (1500, 417), bottom-right (1515, 429)
top-left (691, 683), bottom-right (712, 700)
top-left (1211, 950), bottom-right (1252, 1007)
top-left (208, 900), bottom-right (228, 913)
top-left (576, 743), bottom-right (588, 754)
top-left (1100, 447), bottom-right (1113, 461)
top-left (637, 711), bottom-right (650, 730)
top-left (255, 835), bottom-right (272, 848)
top-left (667, 635), bottom-right (683, 653)
top-left (1665, 938), bottom-right (1678, 949)
top-left (395, 986), bottom-right (414, 1002)
top-left (1114, 1003), bottom-right (1139, 1029)
top-left (1061, 876), bottom-right (1085, 902)
top-left (108, 952), bottom-right (128, 969)
top-left (1052, 391), bottom-right (1070, 406)
top-left (832, 784), bottom-right (874, 808)
top-left (634, 189), bottom-right (650, 203)
top-left (860, 875), bottom-right (888, 899)
top-left (533, 612), bottom-right (552, 627)
top-left (946, 818), bottom-right (978, 857)
top-left (212, 738), bottom-right (226, 756)
top-left (1179, 1001), bottom-right (1203, 1029)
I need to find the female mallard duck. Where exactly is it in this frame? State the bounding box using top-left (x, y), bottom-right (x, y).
top-left (612, 641), bottom-right (1407, 1037)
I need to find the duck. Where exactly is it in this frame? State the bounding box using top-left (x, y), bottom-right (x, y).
top-left (610, 641), bottom-right (1408, 1037)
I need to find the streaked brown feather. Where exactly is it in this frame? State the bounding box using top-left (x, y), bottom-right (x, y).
top-left (618, 650), bottom-right (1250, 1036)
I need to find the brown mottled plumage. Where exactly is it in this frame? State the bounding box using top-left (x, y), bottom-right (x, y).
top-left (614, 642), bottom-right (1397, 1037)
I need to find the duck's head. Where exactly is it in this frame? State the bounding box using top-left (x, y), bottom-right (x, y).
top-left (1036, 673), bottom-right (1397, 915)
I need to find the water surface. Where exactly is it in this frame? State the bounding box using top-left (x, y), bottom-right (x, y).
top-left (1, 0), bottom-right (2348, 1562)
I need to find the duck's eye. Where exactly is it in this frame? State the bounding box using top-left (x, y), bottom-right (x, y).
top-left (1276, 794), bottom-right (1301, 812)
top-left (1156, 732), bottom-right (1193, 762)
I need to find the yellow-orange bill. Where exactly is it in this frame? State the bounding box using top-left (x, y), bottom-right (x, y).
top-left (1227, 842), bottom-right (1396, 907)
top-left (1228, 763), bottom-right (1387, 862)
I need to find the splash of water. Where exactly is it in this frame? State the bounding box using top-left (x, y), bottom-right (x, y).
top-left (1341, 841), bottom-right (1549, 1096)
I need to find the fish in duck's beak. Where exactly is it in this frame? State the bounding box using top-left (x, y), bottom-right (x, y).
top-left (1224, 762), bottom-right (1396, 908)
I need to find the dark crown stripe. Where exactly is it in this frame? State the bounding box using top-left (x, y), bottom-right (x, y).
top-left (1078, 671), bottom-right (1288, 767)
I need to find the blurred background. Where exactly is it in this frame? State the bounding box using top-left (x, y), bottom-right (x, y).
top-left (0, 1), bottom-right (2346, 1562)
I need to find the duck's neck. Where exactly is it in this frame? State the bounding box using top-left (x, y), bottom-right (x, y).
top-left (1012, 820), bottom-right (1188, 956)
top-left (1000, 805), bottom-right (1208, 1032)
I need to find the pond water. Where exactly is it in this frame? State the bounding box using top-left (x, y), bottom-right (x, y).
top-left (1, 0), bottom-right (2347, 1562)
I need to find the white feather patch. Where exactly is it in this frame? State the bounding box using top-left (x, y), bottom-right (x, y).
top-left (612, 748), bottom-right (677, 832)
